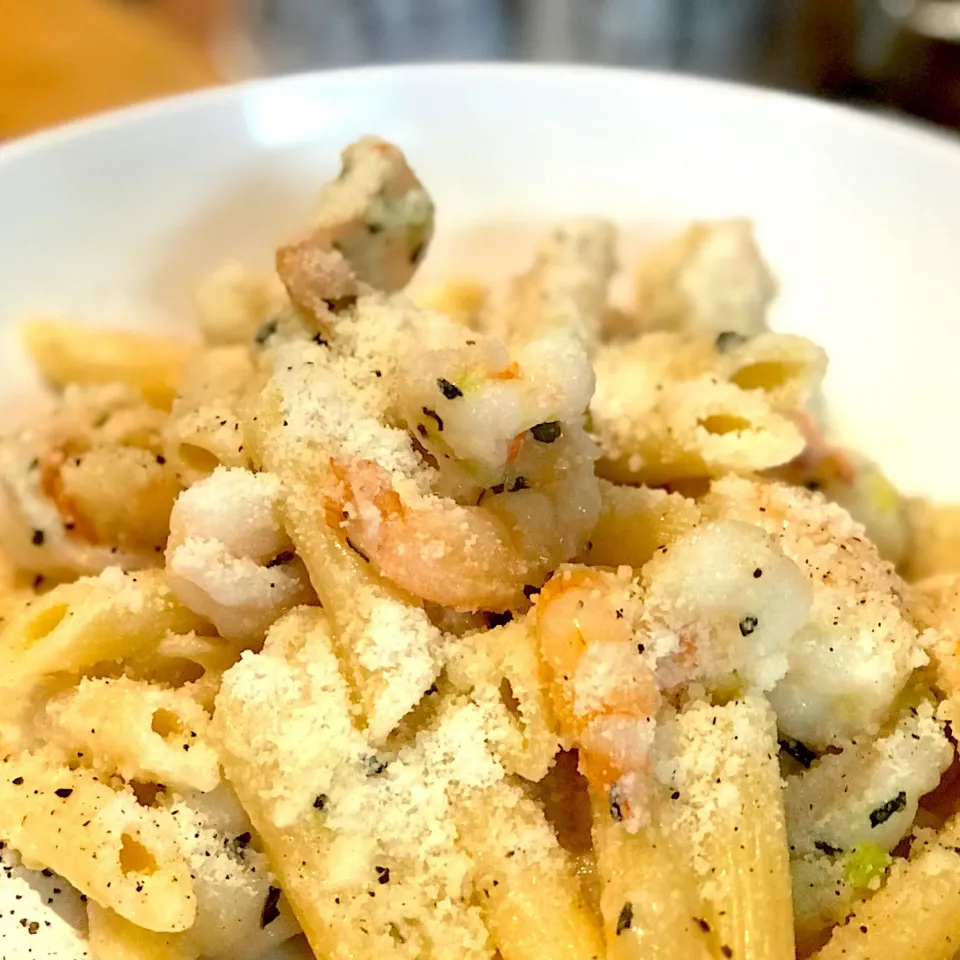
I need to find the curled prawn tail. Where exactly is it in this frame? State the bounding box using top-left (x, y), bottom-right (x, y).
top-left (325, 458), bottom-right (405, 530)
top-left (322, 458), bottom-right (555, 611)
top-left (534, 566), bottom-right (661, 828)
top-left (275, 235), bottom-right (361, 331)
top-left (277, 137), bottom-right (435, 319)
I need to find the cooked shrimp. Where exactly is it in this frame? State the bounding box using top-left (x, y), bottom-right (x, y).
top-left (260, 294), bottom-right (600, 610)
top-left (633, 218), bottom-right (777, 339)
top-left (641, 519), bottom-right (812, 694)
top-left (703, 476), bottom-right (929, 747)
top-left (165, 467), bottom-right (315, 639)
top-left (482, 217), bottom-right (617, 352)
top-left (276, 136), bottom-right (434, 324)
top-left (533, 565), bottom-right (660, 828)
top-left (394, 327), bottom-right (596, 486)
top-left (772, 415), bottom-right (909, 566)
top-left (0, 385), bottom-right (178, 577)
top-left (784, 701), bottom-right (952, 859)
top-left (326, 435), bottom-right (598, 611)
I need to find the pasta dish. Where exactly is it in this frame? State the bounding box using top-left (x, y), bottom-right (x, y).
top-left (2, 136), bottom-right (959, 960)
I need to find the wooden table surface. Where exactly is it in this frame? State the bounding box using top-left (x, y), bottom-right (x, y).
top-left (4, 0), bottom-right (960, 141)
top-left (0, 0), bottom-right (221, 139)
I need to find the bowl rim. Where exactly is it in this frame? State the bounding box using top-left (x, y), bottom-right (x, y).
top-left (3, 61), bottom-right (960, 171)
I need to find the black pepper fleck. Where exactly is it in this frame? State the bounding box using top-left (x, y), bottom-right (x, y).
top-left (715, 331), bottom-right (746, 352)
top-left (739, 615), bottom-right (758, 637)
top-left (422, 407), bottom-right (444, 432)
top-left (616, 902), bottom-right (633, 936)
top-left (345, 538), bottom-right (370, 563)
top-left (364, 755), bottom-right (388, 776)
top-left (260, 885), bottom-right (282, 927)
top-left (437, 378), bottom-right (463, 400)
top-left (609, 783), bottom-right (623, 822)
top-left (815, 840), bottom-right (841, 856)
top-left (375, 865), bottom-right (391, 884)
top-left (779, 737), bottom-right (816, 769)
top-left (254, 318), bottom-right (279, 345)
top-left (870, 791), bottom-right (907, 828)
top-left (530, 421), bottom-right (562, 443)
top-left (54, 788), bottom-right (73, 799)
top-left (31, 529), bottom-right (45, 546)
top-left (265, 551), bottom-right (295, 569)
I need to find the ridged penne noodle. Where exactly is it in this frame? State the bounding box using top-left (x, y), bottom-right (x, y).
top-left (655, 697), bottom-right (794, 960)
top-left (0, 568), bottom-right (206, 695)
top-left (813, 815), bottom-right (960, 960)
top-left (213, 607), bottom-right (494, 959)
top-left (163, 346), bottom-right (258, 487)
top-left (0, 750), bottom-right (195, 932)
top-left (904, 498), bottom-right (960, 581)
top-left (445, 620), bottom-right (560, 782)
top-left (483, 218), bottom-right (617, 351)
top-left (718, 332), bottom-right (827, 410)
top-left (455, 779), bottom-right (605, 960)
top-left (21, 318), bottom-right (191, 410)
top-left (633, 219), bottom-right (776, 338)
top-left (583, 480), bottom-right (701, 568)
top-left (44, 676), bottom-right (221, 793)
top-left (592, 364), bottom-right (804, 485)
top-left (592, 807), bottom-right (710, 959)
top-left (86, 902), bottom-right (197, 960)
top-left (251, 396), bottom-right (441, 743)
top-left (283, 490), bottom-right (441, 743)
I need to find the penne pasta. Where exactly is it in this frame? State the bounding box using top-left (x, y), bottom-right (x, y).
top-left (482, 218), bottom-right (616, 351)
top-left (0, 750), bottom-right (195, 932)
top-left (445, 619), bottom-right (560, 782)
top-left (21, 318), bottom-right (191, 410)
top-left (904, 498), bottom-right (960, 581)
top-left (455, 780), bottom-right (605, 960)
top-left (0, 568), bottom-right (206, 694)
top-left (592, 806), bottom-right (710, 960)
top-left (813, 815), bottom-right (960, 960)
top-left (583, 480), bottom-right (701, 569)
top-left (86, 902), bottom-right (196, 960)
top-left (656, 697), bottom-right (795, 960)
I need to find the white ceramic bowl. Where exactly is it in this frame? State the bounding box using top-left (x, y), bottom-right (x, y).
top-left (4, 65), bottom-right (960, 497)
top-left (2, 64), bottom-right (960, 957)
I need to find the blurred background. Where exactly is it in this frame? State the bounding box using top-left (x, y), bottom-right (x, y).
top-left (5, 0), bottom-right (960, 139)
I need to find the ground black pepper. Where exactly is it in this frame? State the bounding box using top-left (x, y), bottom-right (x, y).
top-left (779, 738), bottom-right (816, 769)
top-left (530, 421), bottom-right (562, 443)
top-left (870, 791), bottom-right (907, 828)
top-left (437, 378), bottom-right (463, 399)
top-left (260, 885), bottom-right (282, 927)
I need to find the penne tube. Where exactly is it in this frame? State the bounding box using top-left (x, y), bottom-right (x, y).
top-left (813, 815), bottom-right (960, 960)
top-left (656, 697), bottom-right (795, 960)
top-left (455, 779), bottom-right (605, 960)
top-left (0, 750), bottom-right (195, 932)
top-left (21, 318), bottom-right (191, 410)
top-left (86, 902), bottom-right (197, 960)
